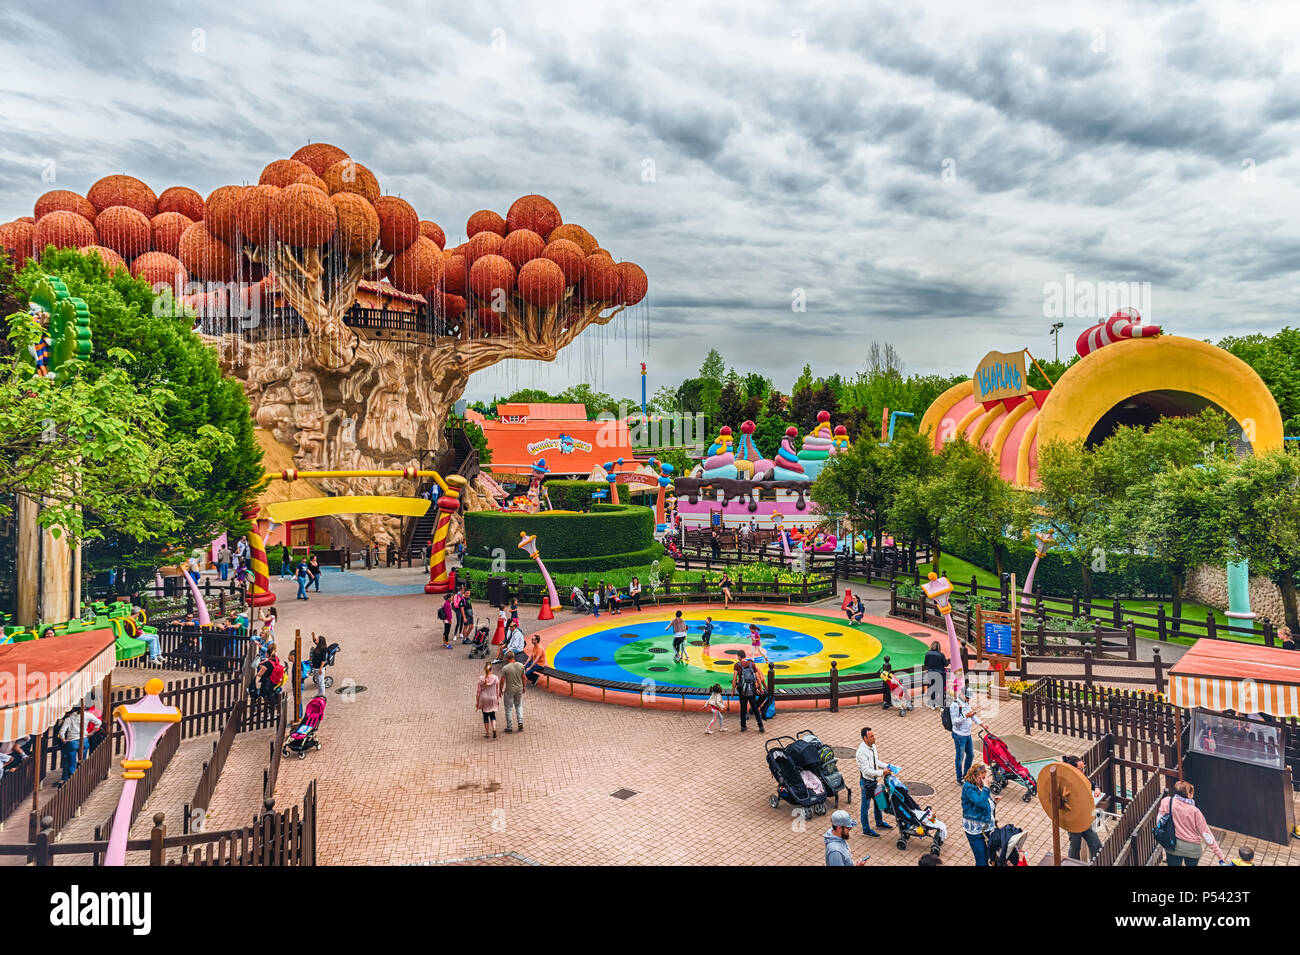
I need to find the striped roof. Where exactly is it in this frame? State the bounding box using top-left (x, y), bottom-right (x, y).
top-left (1169, 638), bottom-right (1300, 718)
top-left (0, 629), bottom-right (117, 741)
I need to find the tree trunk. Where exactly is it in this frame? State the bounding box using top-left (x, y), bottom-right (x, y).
top-left (1081, 560), bottom-right (1093, 601)
top-left (209, 243), bottom-right (623, 545)
top-left (993, 544), bottom-right (1005, 582)
top-left (1171, 568), bottom-right (1184, 624)
top-left (931, 533), bottom-right (941, 573)
top-left (1279, 569), bottom-right (1299, 632)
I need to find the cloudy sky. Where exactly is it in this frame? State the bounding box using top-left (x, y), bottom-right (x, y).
top-left (3, 0), bottom-right (1299, 403)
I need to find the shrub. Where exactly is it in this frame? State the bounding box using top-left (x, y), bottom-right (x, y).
top-left (465, 502), bottom-right (652, 562)
top-left (658, 555), bottom-right (676, 584)
top-left (543, 479), bottom-right (630, 512)
top-left (461, 543), bottom-right (663, 575)
top-left (945, 538), bottom-right (1174, 599)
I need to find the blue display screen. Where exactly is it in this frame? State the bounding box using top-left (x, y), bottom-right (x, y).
top-left (984, 622), bottom-right (1014, 657)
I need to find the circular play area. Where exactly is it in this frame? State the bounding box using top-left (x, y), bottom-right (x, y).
top-left (535, 606), bottom-right (931, 708)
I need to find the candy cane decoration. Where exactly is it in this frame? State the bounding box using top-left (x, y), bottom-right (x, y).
top-left (243, 505), bottom-right (276, 607)
top-left (425, 474), bottom-right (469, 594)
top-left (1075, 307), bottom-right (1162, 358)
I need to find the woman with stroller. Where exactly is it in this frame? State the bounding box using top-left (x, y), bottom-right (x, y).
top-left (474, 660), bottom-right (502, 739)
top-left (961, 764), bottom-right (1000, 866)
top-left (309, 633), bottom-right (329, 697)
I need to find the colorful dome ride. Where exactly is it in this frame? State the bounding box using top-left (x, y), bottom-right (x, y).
top-left (772, 426), bottom-right (809, 482)
top-left (701, 425), bottom-right (739, 480)
top-left (796, 410), bottom-right (838, 480)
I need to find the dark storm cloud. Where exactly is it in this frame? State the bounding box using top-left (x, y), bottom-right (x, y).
top-left (1, 0), bottom-right (1297, 400)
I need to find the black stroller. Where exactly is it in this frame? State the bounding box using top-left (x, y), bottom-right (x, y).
top-left (467, 617), bottom-right (492, 659)
top-left (765, 736), bottom-right (830, 820)
top-left (569, 586), bottom-right (591, 613)
top-left (785, 729), bottom-right (851, 807)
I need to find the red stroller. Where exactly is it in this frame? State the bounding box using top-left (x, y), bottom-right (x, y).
top-left (980, 729), bottom-right (1037, 802)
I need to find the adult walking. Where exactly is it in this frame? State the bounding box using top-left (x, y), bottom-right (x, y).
top-left (56, 705), bottom-right (87, 786)
top-left (948, 694), bottom-right (981, 783)
top-left (216, 543), bottom-right (231, 581)
top-left (923, 641), bottom-right (948, 709)
top-left (295, 557), bottom-right (311, 601)
top-left (1062, 755), bottom-right (1103, 862)
top-left (440, 593), bottom-right (455, 649)
top-left (854, 726), bottom-right (893, 837)
top-left (309, 633), bottom-right (329, 697)
top-left (666, 610), bottom-right (689, 663)
top-left (235, 535), bottom-right (250, 574)
top-left (824, 810), bottom-right (868, 866)
top-left (279, 544), bottom-right (292, 580)
top-left (500, 651), bottom-right (526, 734)
top-left (710, 528), bottom-right (721, 560)
top-left (475, 660), bottom-right (502, 739)
top-left (961, 764), bottom-right (999, 866)
top-left (731, 649), bottom-right (766, 733)
top-left (1157, 780), bottom-right (1226, 866)
top-left (308, 553), bottom-right (322, 592)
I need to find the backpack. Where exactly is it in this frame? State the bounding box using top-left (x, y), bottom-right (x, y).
top-left (437, 604), bottom-right (447, 621)
top-left (738, 661), bottom-right (758, 695)
top-left (941, 700), bottom-right (955, 732)
top-left (269, 659), bottom-right (285, 685)
top-left (1153, 796), bottom-right (1178, 851)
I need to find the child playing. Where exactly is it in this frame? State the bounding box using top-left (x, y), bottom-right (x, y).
top-left (701, 616), bottom-right (714, 652)
top-left (705, 683), bottom-right (726, 734)
top-left (748, 623), bottom-right (764, 661)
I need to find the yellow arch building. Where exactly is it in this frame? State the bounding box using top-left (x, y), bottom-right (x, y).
top-left (919, 336), bottom-right (1284, 487)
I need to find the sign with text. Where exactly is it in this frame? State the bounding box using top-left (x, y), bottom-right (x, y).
top-left (975, 606), bottom-right (1021, 667)
top-left (973, 349), bottom-right (1030, 403)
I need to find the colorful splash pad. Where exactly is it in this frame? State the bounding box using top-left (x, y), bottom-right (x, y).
top-left (540, 607), bottom-right (930, 694)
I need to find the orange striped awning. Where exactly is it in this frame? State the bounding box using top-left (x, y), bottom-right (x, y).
top-left (0, 629), bottom-right (117, 741)
top-left (1168, 639), bottom-right (1300, 718)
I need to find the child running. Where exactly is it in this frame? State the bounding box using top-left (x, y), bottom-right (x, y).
top-left (748, 623), bottom-right (765, 661)
top-left (705, 683), bottom-right (726, 734)
top-left (700, 615), bottom-right (714, 653)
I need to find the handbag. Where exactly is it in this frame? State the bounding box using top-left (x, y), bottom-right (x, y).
top-left (1153, 796), bottom-right (1177, 850)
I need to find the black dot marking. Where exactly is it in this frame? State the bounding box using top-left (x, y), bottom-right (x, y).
top-left (648, 666), bottom-right (669, 672)
top-left (648, 647), bottom-right (669, 654)
top-left (829, 653), bottom-right (849, 659)
top-left (579, 656), bottom-right (600, 662)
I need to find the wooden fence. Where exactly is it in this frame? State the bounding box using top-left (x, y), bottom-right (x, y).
top-left (466, 571), bottom-right (838, 607)
top-left (27, 733), bottom-right (114, 840)
top-left (183, 694), bottom-right (247, 833)
top-left (117, 624), bottom-right (250, 674)
top-left (262, 697), bottom-right (288, 804)
top-left (1093, 770), bottom-right (1168, 867)
top-left (94, 721), bottom-right (181, 841)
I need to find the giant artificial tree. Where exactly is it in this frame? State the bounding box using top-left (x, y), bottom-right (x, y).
top-left (0, 144), bottom-right (648, 543)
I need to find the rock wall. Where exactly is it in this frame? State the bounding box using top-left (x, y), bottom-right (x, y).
top-left (1184, 564), bottom-right (1286, 624)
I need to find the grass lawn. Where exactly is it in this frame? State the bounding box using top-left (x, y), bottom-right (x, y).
top-left (856, 552), bottom-right (1259, 645)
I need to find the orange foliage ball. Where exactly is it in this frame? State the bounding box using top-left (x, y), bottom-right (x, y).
top-left (388, 236), bottom-right (443, 295)
top-left (270, 184), bottom-right (338, 247)
top-left (35, 210), bottom-right (97, 252)
top-left (419, 220), bottom-right (445, 249)
top-left (291, 143), bottom-right (351, 177)
top-left (17, 216), bottom-right (34, 224)
top-left (442, 254), bottom-right (469, 296)
top-left (517, 257), bottom-right (566, 307)
top-left (35, 190), bottom-right (96, 223)
top-left (548, 223), bottom-right (596, 254)
top-left (466, 209), bottom-right (506, 238)
top-left (582, 253), bottom-right (622, 300)
top-left (131, 251), bottom-right (187, 289)
top-left (178, 221), bottom-right (238, 283)
top-left (77, 245), bottom-right (127, 274)
top-left (237, 185), bottom-right (279, 247)
top-left (475, 306), bottom-right (504, 337)
top-left (541, 238), bottom-right (585, 284)
top-left (506, 195), bottom-right (561, 239)
top-left (0, 221), bottom-right (34, 269)
top-left (87, 175), bottom-right (157, 217)
top-left (205, 186), bottom-right (247, 243)
top-left (260, 159), bottom-right (325, 191)
top-left (373, 196), bottom-right (419, 254)
top-left (469, 254), bottom-right (516, 300)
top-left (465, 230), bottom-right (504, 265)
top-left (589, 247), bottom-right (613, 258)
top-left (435, 292), bottom-right (466, 321)
top-left (157, 186), bottom-right (206, 221)
top-left (331, 193), bottom-right (379, 256)
top-left (501, 228), bottom-right (544, 269)
top-left (322, 159), bottom-right (381, 203)
top-left (617, 262), bottom-right (648, 305)
top-left (150, 212), bottom-right (194, 257)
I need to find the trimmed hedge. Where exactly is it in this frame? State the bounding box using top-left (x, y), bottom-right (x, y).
top-left (461, 543), bottom-right (663, 575)
top-left (543, 480), bottom-right (630, 512)
top-left (465, 502), bottom-right (654, 565)
top-left (946, 538), bottom-right (1175, 599)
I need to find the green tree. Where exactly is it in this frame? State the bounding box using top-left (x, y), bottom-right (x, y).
top-left (1, 306), bottom-right (233, 548)
top-left (742, 372), bottom-right (771, 401)
top-left (1034, 439), bottom-right (1108, 598)
top-left (922, 438), bottom-right (1031, 580)
top-left (1226, 450), bottom-right (1300, 630)
top-left (698, 348), bottom-right (725, 383)
top-left (14, 249), bottom-right (264, 583)
top-left (1219, 328), bottom-right (1300, 436)
top-left (752, 412), bottom-right (792, 462)
top-left (717, 379), bottom-right (745, 428)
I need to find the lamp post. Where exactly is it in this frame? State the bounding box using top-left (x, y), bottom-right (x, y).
top-left (517, 532), bottom-right (560, 611)
top-left (921, 571), bottom-right (964, 697)
top-left (105, 678), bottom-right (181, 865)
top-left (1050, 322), bottom-right (1064, 363)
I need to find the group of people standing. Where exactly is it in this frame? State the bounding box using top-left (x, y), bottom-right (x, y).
top-left (214, 536), bottom-right (252, 582)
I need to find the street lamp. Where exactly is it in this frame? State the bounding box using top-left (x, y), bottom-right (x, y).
top-left (105, 678), bottom-right (181, 865)
top-left (517, 531), bottom-right (560, 615)
top-left (1050, 322), bottom-right (1064, 362)
top-left (921, 571), bottom-right (964, 697)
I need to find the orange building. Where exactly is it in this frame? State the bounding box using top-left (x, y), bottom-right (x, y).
top-left (477, 404), bottom-right (632, 479)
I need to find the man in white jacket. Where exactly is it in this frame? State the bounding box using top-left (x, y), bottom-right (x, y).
top-left (855, 726), bottom-right (893, 837)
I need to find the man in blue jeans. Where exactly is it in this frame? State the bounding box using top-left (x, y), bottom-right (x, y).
top-left (854, 726), bottom-right (893, 837)
top-left (949, 695), bottom-right (982, 783)
top-left (295, 559), bottom-right (311, 600)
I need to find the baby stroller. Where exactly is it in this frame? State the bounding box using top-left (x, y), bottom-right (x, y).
top-left (986, 821), bottom-right (1028, 866)
top-left (283, 696), bottom-right (325, 760)
top-left (765, 736), bottom-right (830, 820)
top-left (467, 617), bottom-right (492, 659)
top-left (881, 668), bottom-right (913, 717)
top-left (298, 643), bottom-right (340, 693)
top-left (879, 771), bottom-right (946, 855)
top-left (569, 586), bottom-right (591, 613)
top-left (981, 729), bottom-right (1038, 802)
top-left (786, 729), bottom-right (851, 807)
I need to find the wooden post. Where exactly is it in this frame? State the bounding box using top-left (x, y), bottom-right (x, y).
top-left (1207, 612), bottom-right (1217, 641)
top-left (1153, 648), bottom-right (1164, 696)
top-left (1048, 765), bottom-right (1062, 866)
top-left (1112, 599), bottom-right (1121, 629)
top-left (150, 812), bottom-right (166, 866)
top-left (1175, 708), bottom-right (1184, 781)
top-left (1083, 649), bottom-right (1093, 685)
top-left (1072, 591), bottom-right (1079, 618)
top-left (31, 732), bottom-right (41, 814)
top-left (829, 660), bottom-right (839, 712)
top-left (1157, 604), bottom-right (1167, 642)
top-left (293, 630), bottom-right (303, 721)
